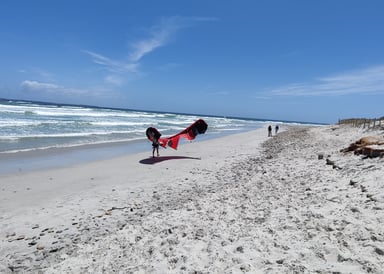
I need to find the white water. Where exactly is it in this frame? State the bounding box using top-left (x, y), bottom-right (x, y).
top-left (0, 99), bottom-right (272, 154)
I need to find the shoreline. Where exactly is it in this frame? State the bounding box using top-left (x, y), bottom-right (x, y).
top-left (0, 126), bottom-right (261, 176)
top-left (0, 139), bottom-right (148, 175)
top-left (0, 127), bottom-right (269, 209)
top-left (1, 124), bottom-right (383, 273)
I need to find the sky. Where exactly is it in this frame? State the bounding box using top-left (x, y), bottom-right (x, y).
top-left (1, 0), bottom-right (384, 124)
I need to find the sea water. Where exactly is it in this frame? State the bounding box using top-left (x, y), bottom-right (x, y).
top-left (0, 99), bottom-right (291, 173)
top-left (0, 99), bottom-right (278, 154)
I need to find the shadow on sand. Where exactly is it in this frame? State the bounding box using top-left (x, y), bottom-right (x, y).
top-left (139, 155), bottom-right (201, 165)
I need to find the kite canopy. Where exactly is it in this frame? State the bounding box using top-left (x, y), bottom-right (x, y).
top-left (145, 119), bottom-right (208, 150)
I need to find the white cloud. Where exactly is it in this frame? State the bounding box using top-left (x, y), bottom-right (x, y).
top-left (128, 18), bottom-right (173, 63)
top-left (21, 80), bottom-right (87, 95)
top-left (83, 50), bottom-right (138, 73)
top-left (128, 16), bottom-right (215, 62)
top-left (21, 80), bottom-right (61, 92)
top-left (267, 65), bottom-right (384, 96)
top-left (18, 67), bottom-right (55, 81)
top-left (104, 75), bottom-right (125, 86)
top-left (83, 16), bottom-right (217, 84)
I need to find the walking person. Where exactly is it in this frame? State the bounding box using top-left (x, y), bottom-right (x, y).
top-left (275, 125), bottom-right (279, 135)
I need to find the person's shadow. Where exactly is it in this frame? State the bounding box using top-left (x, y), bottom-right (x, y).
top-left (139, 156), bottom-right (201, 165)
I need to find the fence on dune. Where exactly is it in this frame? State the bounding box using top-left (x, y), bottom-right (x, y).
top-left (338, 118), bottom-right (384, 129)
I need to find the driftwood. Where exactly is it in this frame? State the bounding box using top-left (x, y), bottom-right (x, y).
top-left (341, 136), bottom-right (384, 158)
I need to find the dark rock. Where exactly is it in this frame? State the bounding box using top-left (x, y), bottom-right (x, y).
top-left (236, 246), bottom-right (244, 253)
top-left (374, 247), bottom-right (384, 256)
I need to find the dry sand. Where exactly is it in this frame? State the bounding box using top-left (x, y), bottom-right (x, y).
top-left (1, 125), bottom-right (384, 273)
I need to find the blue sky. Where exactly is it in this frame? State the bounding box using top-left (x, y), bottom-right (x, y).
top-left (1, 0), bottom-right (384, 123)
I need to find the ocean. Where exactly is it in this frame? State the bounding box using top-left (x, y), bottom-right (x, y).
top-left (0, 99), bottom-right (292, 173)
top-left (0, 99), bottom-right (281, 154)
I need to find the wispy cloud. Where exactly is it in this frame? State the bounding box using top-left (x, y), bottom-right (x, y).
top-left (104, 75), bottom-right (125, 86)
top-left (83, 16), bottom-right (217, 86)
top-left (19, 67), bottom-right (55, 81)
top-left (21, 80), bottom-right (62, 92)
top-left (266, 65), bottom-right (384, 96)
top-left (128, 16), bottom-right (217, 62)
top-left (83, 50), bottom-right (138, 73)
top-left (128, 17), bottom-right (177, 63)
top-left (21, 80), bottom-right (88, 95)
top-left (20, 80), bottom-right (120, 103)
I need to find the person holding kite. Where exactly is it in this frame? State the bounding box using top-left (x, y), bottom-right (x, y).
top-left (146, 127), bottom-right (161, 157)
top-left (146, 119), bottom-right (208, 157)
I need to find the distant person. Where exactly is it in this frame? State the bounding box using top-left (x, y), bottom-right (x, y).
top-left (268, 125), bottom-right (272, 137)
top-left (275, 125), bottom-right (279, 135)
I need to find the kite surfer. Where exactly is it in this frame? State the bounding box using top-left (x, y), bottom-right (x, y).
top-left (145, 119), bottom-right (208, 155)
top-left (146, 127), bottom-right (162, 157)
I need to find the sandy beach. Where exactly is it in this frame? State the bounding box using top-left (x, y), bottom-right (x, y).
top-left (1, 125), bottom-right (384, 273)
